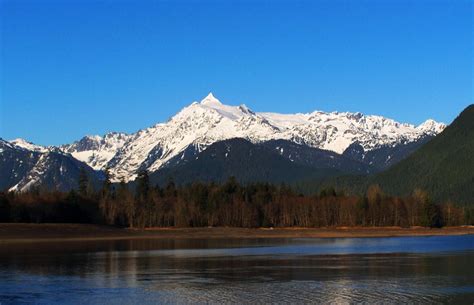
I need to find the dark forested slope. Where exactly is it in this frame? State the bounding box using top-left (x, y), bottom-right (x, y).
top-left (371, 105), bottom-right (474, 205)
top-left (151, 138), bottom-right (347, 185)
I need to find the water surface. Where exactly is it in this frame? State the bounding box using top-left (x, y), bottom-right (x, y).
top-left (0, 235), bottom-right (473, 304)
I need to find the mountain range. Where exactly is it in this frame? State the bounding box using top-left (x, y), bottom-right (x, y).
top-left (0, 139), bottom-right (101, 192)
top-left (2, 93), bottom-right (446, 192)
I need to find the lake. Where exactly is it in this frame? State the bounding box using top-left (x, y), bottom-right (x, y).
top-left (0, 235), bottom-right (473, 304)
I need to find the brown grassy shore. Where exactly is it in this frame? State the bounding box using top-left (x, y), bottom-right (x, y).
top-left (0, 223), bottom-right (473, 243)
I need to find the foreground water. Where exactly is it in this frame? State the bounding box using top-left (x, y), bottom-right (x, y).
top-left (0, 235), bottom-right (473, 304)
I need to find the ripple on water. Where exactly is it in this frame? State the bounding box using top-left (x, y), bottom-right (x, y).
top-left (0, 235), bottom-right (473, 304)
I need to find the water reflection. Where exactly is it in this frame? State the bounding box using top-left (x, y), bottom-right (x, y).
top-left (0, 235), bottom-right (473, 304)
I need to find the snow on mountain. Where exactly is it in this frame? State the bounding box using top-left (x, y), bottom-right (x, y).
top-left (104, 93), bottom-right (446, 182)
top-left (2, 94), bottom-right (446, 185)
top-left (1, 138), bottom-right (16, 151)
top-left (267, 112), bottom-right (442, 153)
top-left (60, 132), bottom-right (130, 170)
top-left (8, 153), bottom-right (50, 192)
top-left (107, 94), bottom-right (280, 181)
top-left (8, 149), bottom-right (101, 193)
top-left (9, 138), bottom-right (48, 153)
top-left (1, 137), bottom-right (100, 192)
top-left (1, 138), bottom-right (41, 190)
top-left (417, 119), bottom-right (446, 135)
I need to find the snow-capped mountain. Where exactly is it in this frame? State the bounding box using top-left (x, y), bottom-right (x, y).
top-left (1, 138), bottom-right (101, 192)
top-left (8, 149), bottom-right (101, 193)
top-left (103, 93), bottom-right (445, 182)
top-left (0, 139), bottom-right (41, 190)
top-left (10, 138), bottom-right (48, 153)
top-left (60, 132), bottom-right (130, 170)
top-left (2, 93), bottom-right (446, 188)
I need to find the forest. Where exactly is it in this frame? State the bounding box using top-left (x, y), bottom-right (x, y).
top-left (0, 169), bottom-right (472, 228)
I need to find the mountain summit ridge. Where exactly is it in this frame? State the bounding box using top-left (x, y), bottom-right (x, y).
top-left (7, 94), bottom-right (446, 183)
top-left (94, 94), bottom-right (446, 182)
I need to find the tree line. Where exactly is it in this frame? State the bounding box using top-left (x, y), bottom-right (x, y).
top-left (0, 169), bottom-right (472, 228)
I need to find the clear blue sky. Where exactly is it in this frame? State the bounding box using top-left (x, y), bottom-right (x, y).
top-left (1, 0), bottom-right (472, 146)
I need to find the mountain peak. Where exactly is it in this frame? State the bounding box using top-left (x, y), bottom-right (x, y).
top-left (417, 119), bottom-right (446, 135)
top-left (10, 138), bottom-right (33, 146)
top-left (10, 138), bottom-right (47, 152)
top-left (200, 92), bottom-right (222, 106)
top-left (84, 135), bottom-right (103, 141)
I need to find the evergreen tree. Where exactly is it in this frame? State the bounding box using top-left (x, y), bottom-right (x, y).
top-left (135, 170), bottom-right (150, 201)
top-left (356, 196), bottom-right (369, 225)
top-left (99, 167), bottom-right (115, 224)
top-left (101, 167), bottom-right (112, 198)
top-left (117, 179), bottom-right (128, 198)
top-left (223, 176), bottom-right (239, 195)
top-left (164, 179), bottom-right (177, 198)
top-left (78, 167), bottom-right (89, 197)
top-left (422, 197), bottom-right (441, 228)
top-left (66, 189), bottom-right (79, 205)
top-left (116, 179), bottom-right (135, 227)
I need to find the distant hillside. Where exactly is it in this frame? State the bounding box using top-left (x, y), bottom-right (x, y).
top-left (0, 139), bottom-right (102, 192)
top-left (342, 135), bottom-right (433, 171)
top-left (371, 105), bottom-right (474, 205)
top-left (10, 150), bottom-right (103, 193)
top-left (151, 138), bottom-right (353, 185)
top-left (0, 139), bottom-right (40, 190)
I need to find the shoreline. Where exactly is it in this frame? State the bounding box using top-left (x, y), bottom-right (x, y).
top-left (0, 223), bottom-right (473, 243)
